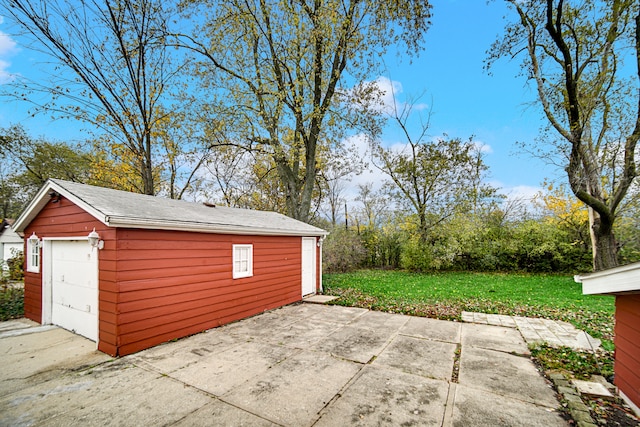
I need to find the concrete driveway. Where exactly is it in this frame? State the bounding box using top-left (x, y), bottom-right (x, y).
top-left (0, 303), bottom-right (567, 426)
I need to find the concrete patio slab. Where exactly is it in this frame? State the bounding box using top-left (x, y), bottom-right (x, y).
top-left (220, 311), bottom-right (299, 339)
top-left (41, 372), bottom-right (211, 427)
top-left (223, 350), bottom-right (361, 426)
top-left (451, 383), bottom-right (567, 427)
top-left (0, 318), bottom-right (32, 331)
top-left (302, 294), bottom-right (338, 304)
top-left (171, 341), bottom-right (298, 396)
top-left (0, 327), bottom-right (111, 397)
top-left (311, 325), bottom-right (394, 363)
top-left (315, 365), bottom-right (450, 427)
top-left (0, 360), bottom-right (160, 426)
top-left (0, 304), bottom-right (568, 427)
top-left (461, 322), bottom-right (530, 355)
top-left (274, 302), bottom-right (335, 319)
top-left (130, 328), bottom-right (242, 373)
top-left (261, 318), bottom-right (345, 349)
top-left (458, 346), bottom-right (559, 408)
top-left (373, 335), bottom-right (457, 381)
top-left (307, 304), bottom-right (368, 323)
top-left (0, 317), bottom-right (40, 333)
top-left (172, 399), bottom-right (279, 427)
top-left (347, 309), bottom-right (410, 332)
top-left (399, 316), bottom-right (461, 343)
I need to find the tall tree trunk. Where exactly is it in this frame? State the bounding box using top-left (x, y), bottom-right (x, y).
top-left (589, 207), bottom-right (618, 271)
top-left (141, 132), bottom-right (154, 195)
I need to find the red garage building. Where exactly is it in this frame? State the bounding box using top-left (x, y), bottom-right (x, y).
top-left (13, 179), bottom-right (326, 356)
top-left (577, 263), bottom-right (640, 415)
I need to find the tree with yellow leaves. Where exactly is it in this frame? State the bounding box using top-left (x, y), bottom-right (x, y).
top-left (535, 181), bottom-right (590, 254)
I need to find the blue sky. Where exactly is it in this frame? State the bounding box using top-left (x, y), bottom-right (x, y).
top-left (367, 0), bottom-right (556, 201)
top-left (0, 1), bottom-right (558, 203)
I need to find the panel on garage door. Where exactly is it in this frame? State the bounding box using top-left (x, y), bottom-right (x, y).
top-left (51, 240), bottom-right (98, 341)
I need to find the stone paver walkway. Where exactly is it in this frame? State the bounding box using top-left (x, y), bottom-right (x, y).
top-left (461, 311), bottom-right (601, 351)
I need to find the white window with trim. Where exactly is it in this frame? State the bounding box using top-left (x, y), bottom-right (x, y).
top-left (26, 237), bottom-right (40, 273)
top-left (233, 244), bottom-right (253, 279)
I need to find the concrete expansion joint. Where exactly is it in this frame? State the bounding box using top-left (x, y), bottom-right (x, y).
top-left (441, 382), bottom-right (457, 427)
top-left (313, 365), bottom-right (368, 425)
top-left (450, 343), bottom-right (461, 384)
top-left (218, 395), bottom-right (285, 426)
top-left (508, 350), bottom-right (532, 358)
top-left (327, 352), bottom-right (365, 366)
top-left (467, 343), bottom-right (531, 359)
top-left (398, 332), bottom-right (458, 347)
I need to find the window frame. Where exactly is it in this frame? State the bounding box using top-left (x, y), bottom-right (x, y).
top-left (232, 244), bottom-right (253, 279)
top-left (26, 238), bottom-right (40, 273)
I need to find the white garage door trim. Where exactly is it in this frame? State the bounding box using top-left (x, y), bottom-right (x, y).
top-left (42, 237), bottom-right (99, 344)
top-left (301, 237), bottom-right (316, 296)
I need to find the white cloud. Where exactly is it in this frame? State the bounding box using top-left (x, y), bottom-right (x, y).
top-left (373, 76), bottom-right (430, 116)
top-left (338, 133), bottom-right (386, 200)
top-left (373, 76), bottom-right (403, 115)
top-left (503, 184), bottom-right (541, 202)
top-left (350, 76), bottom-right (429, 117)
top-left (0, 29), bottom-right (18, 84)
top-left (0, 59), bottom-right (13, 84)
top-left (0, 30), bottom-right (17, 56)
top-left (472, 140), bottom-right (493, 154)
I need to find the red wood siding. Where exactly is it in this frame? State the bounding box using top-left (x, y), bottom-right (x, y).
top-left (22, 196), bottom-right (316, 357)
top-left (22, 197), bottom-right (117, 355)
top-left (615, 294), bottom-right (640, 409)
top-left (114, 229), bottom-right (303, 356)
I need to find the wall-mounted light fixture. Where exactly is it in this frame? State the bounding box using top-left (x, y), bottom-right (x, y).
top-left (28, 232), bottom-right (41, 248)
top-left (317, 237), bottom-right (324, 247)
top-left (87, 228), bottom-right (104, 250)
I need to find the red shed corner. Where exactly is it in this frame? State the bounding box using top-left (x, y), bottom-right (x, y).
top-left (576, 262), bottom-right (640, 416)
top-left (13, 179), bottom-right (327, 356)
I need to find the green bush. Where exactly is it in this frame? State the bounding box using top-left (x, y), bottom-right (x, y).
top-left (7, 249), bottom-right (24, 281)
top-left (0, 286), bottom-right (24, 321)
top-left (323, 228), bottom-right (367, 273)
top-left (400, 237), bottom-right (434, 271)
top-left (360, 226), bottom-right (403, 269)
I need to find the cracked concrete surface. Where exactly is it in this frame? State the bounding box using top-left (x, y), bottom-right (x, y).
top-left (1, 304), bottom-right (567, 426)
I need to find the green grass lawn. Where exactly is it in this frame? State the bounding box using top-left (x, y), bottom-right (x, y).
top-left (323, 270), bottom-right (615, 347)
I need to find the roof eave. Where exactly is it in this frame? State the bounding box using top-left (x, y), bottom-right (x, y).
top-left (13, 180), bottom-right (109, 235)
top-left (106, 216), bottom-right (327, 237)
top-left (575, 261), bottom-right (640, 295)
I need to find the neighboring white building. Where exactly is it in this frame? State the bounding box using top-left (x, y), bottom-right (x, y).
top-left (0, 219), bottom-right (23, 268)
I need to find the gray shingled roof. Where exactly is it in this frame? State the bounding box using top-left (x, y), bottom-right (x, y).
top-left (14, 179), bottom-right (326, 237)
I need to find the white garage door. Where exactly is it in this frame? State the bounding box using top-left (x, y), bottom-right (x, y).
top-left (50, 240), bottom-right (98, 341)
